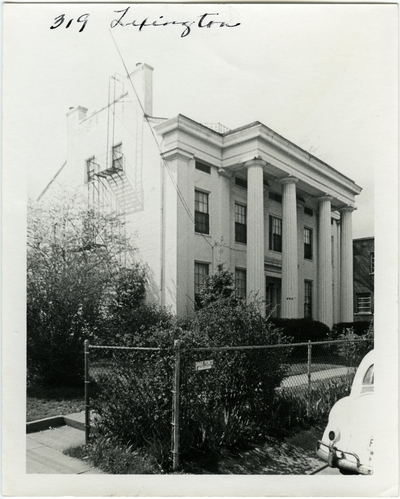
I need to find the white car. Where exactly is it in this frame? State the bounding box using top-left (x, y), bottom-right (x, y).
top-left (316, 349), bottom-right (374, 475)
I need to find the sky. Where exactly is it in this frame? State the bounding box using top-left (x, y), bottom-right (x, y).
top-left (4, 3), bottom-right (398, 238)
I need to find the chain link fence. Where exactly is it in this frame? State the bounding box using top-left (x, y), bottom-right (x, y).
top-left (84, 337), bottom-right (373, 470)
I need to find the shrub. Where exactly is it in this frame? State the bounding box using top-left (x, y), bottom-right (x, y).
top-left (270, 376), bottom-right (353, 434)
top-left (65, 437), bottom-right (159, 474)
top-left (269, 318), bottom-right (330, 343)
top-left (331, 321), bottom-right (372, 339)
top-left (90, 327), bottom-right (176, 470)
top-left (178, 297), bottom-right (291, 455)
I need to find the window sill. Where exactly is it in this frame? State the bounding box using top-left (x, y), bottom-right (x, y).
top-left (195, 232), bottom-right (211, 238)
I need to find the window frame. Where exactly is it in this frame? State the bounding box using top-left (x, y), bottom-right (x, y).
top-left (370, 252), bottom-right (375, 274)
top-left (194, 261), bottom-right (209, 307)
top-left (235, 203), bottom-right (247, 244)
top-left (195, 161), bottom-right (211, 174)
top-left (235, 268), bottom-right (247, 299)
top-left (86, 156), bottom-right (95, 183)
top-left (112, 143), bottom-right (123, 171)
top-left (269, 215), bottom-right (282, 253)
top-left (355, 292), bottom-right (372, 314)
top-left (304, 280), bottom-right (313, 319)
top-left (304, 227), bottom-right (313, 260)
top-left (194, 189), bottom-right (210, 235)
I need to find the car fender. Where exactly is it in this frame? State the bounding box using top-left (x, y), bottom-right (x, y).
top-left (322, 395), bottom-right (351, 448)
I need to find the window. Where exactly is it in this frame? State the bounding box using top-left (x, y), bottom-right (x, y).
top-left (304, 228), bottom-right (312, 260)
top-left (269, 192), bottom-right (282, 203)
top-left (356, 293), bottom-right (372, 314)
top-left (195, 190), bottom-right (210, 234)
top-left (195, 161), bottom-right (211, 174)
top-left (194, 262), bottom-right (209, 307)
top-left (235, 204), bottom-right (247, 244)
top-left (235, 268), bottom-right (246, 299)
top-left (86, 156), bottom-right (95, 182)
top-left (269, 216), bottom-right (282, 252)
top-left (304, 207), bottom-right (313, 217)
top-left (363, 364), bottom-right (374, 385)
top-left (370, 252), bottom-right (374, 274)
top-left (235, 177), bottom-right (247, 189)
top-left (112, 143), bottom-right (123, 170)
top-left (304, 280), bottom-right (313, 319)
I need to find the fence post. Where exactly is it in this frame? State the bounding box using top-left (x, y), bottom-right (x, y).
top-left (307, 341), bottom-right (312, 418)
top-left (84, 339), bottom-right (90, 445)
top-left (172, 339), bottom-right (181, 471)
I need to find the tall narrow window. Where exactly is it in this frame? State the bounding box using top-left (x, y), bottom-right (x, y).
top-left (86, 156), bottom-right (95, 182)
top-left (112, 143), bottom-right (123, 170)
top-left (304, 280), bottom-right (313, 319)
top-left (194, 262), bottom-right (209, 308)
top-left (269, 216), bottom-right (282, 252)
top-left (235, 268), bottom-right (246, 299)
top-left (195, 190), bottom-right (210, 234)
top-left (235, 204), bottom-right (247, 243)
top-left (304, 227), bottom-right (312, 260)
top-left (370, 252), bottom-right (374, 274)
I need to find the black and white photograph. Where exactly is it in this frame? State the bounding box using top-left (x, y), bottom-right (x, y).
top-left (2, 2), bottom-right (398, 496)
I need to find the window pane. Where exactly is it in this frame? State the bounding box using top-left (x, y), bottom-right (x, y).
top-left (269, 216), bottom-right (282, 252)
top-left (195, 191), bottom-right (209, 234)
top-left (235, 269), bottom-right (246, 299)
top-left (304, 280), bottom-right (312, 319)
top-left (112, 143), bottom-right (123, 170)
top-left (304, 228), bottom-right (312, 259)
top-left (194, 262), bottom-right (209, 307)
top-left (356, 293), bottom-right (371, 313)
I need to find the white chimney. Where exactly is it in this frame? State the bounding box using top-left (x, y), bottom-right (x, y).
top-left (129, 63), bottom-right (153, 116)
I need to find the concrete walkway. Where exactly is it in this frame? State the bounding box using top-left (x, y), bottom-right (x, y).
top-left (26, 413), bottom-right (103, 474)
top-left (281, 366), bottom-right (355, 389)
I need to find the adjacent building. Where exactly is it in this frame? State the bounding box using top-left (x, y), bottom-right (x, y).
top-left (44, 63), bottom-right (362, 327)
top-left (353, 237), bottom-right (374, 323)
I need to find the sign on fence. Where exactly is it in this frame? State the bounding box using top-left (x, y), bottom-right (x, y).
top-left (195, 359), bottom-right (214, 371)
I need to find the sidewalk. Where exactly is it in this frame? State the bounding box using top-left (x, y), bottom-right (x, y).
top-left (281, 366), bottom-right (355, 389)
top-left (26, 413), bottom-right (103, 474)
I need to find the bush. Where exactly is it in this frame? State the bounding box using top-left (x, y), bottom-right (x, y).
top-left (90, 328), bottom-right (176, 470)
top-left (269, 318), bottom-right (330, 343)
top-left (331, 321), bottom-right (372, 339)
top-left (90, 295), bottom-right (291, 469)
top-left (65, 437), bottom-right (159, 474)
top-left (178, 297), bottom-right (291, 455)
top-left (270, 376), bottom-right (353, 434)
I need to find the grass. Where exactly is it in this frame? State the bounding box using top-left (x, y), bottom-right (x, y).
top-left (64, 426), bottom-right (325, 475)
top-left (64, 437), bottom-right (160, 474)
top-left (27, 385), bottom-right (85, 422)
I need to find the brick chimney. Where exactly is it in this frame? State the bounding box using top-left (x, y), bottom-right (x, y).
top-left (129, 63), bottom-right (153, 116)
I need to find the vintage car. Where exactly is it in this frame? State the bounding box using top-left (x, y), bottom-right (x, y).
top-left (316, 349), bottom-right (374, 475)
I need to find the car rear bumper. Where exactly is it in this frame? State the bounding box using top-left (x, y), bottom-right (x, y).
top-left (316, 440), bottom-right (373, 475)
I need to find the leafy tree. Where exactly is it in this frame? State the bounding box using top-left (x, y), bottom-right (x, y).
top-left (198, 264), bottom-right (236, 307)
top-left (27, 194), bottom-right (146, 387)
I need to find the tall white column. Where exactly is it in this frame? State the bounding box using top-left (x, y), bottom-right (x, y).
top-left (279, 177), bottom-right (299, 318)
top-left (245, 158), bottom-right (266, 313)
top-left (340, 206), bottom-right (355, 322)
top-left (317, 195), bottom-right (333, 328)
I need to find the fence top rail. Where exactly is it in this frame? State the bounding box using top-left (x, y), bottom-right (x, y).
top-left (183, 338), bottom-right (371, 353)
top-left (87, 338), bottom-right (371, 353)
top-left (88, 345), bottom-right (171, 352)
